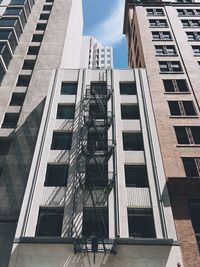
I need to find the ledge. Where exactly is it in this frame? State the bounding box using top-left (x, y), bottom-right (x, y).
top-left (16, 237), bottom-right (179, 246)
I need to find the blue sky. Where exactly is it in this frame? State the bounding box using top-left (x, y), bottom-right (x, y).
top-left (82, 0), bottom-right (128, 68)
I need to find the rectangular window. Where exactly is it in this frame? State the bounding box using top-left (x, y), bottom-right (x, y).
top-left (16, 75), bottom-right (31, 87)
top-left (149, 19), bottom-right (168, 27)
top-left (155, 45), bottom-right (177, 55)
top-left (182, 20), bottom-right (200, 27)
top-left (175, 126), bottom-right (200, 144)
top-left (87, 132), bottom-right (107, 151)
top-left (32, 34), bottom-right (43, 42)
top-left (186, 32), bottom-right (200, 40)
top-left (168, 101), bottom-right (197, 116)
top-left (51, 131), bottom-right (72, 150)
top-left (44, 164), bottom-right (68, 186)
top-left (9, 92), bottom-right (25, 106)
top-left (22, 59), bottom-right (35, 70)
top-left (188, 200), bottom-right (200, 251)
top-left (183, 158), bottom-right (200, 177)
top-left (56, 104), bottom-right (75, 119)
top-left (27, 46), bottom-right (40, 55)
top-left (36, 23), bottom-right (47, 30)
top-left (128, 208), bottom-right (156, 238)
top-left (82, 207), bottom-right (108, 238)
top-left (177, 9), bottom-right (195, 16)
top-left (159, 61), bottom-right (182, 72)
top-left (35, 207), bottom-right (64, 236)
top-left (39, 13), bottom-right (50, 20)
top-left (90, 82), bottom-right (107, 95)
top-left (120, 82), bottom-right (137, 95)
top-left (85, 164), bottom-right (108, 187)
top-left (89, 103), bottom-right (107, 119)
top-left (61, 82), bottom-right (77, 95)
top-left (43, 4), bottom-right (52, 11)
top-left (123, 132), bottom-right (144, 151)
top-left (192, 45), bottom-right (200, 55)
top-left (125, 165), bottom-right (149, 187)
top-left (1, 113), bottom-right (19, 128)
top-left (0, 137), bottom-right (11, 155)
top-left (163, 79), bottom-right (189, 92)
top-left (152, 31), bottom-right (172, 40)
top-left (121, 104), bottom-right (140, 119)
top-left (146, 8), bottom-right (164, 16)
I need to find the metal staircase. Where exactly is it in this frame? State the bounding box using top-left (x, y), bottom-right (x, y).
top-left (73, 83), bottom-right (116, 257)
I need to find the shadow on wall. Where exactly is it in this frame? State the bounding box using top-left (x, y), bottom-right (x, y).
top-left (8, 243), bottom-right (174, 267)
top-left (0, 98), bottom-right (46, 267)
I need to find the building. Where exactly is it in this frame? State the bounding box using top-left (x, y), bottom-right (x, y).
top-left (79, 36), bottom-right (113, 69)
top-left (123, 0), bottom-right (200, 266)
top-left (8, 68), bottom-right (183, 267)
top-left (0, 0), bottom-right (83, 266)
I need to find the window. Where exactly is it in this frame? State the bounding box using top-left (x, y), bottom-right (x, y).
top-left (82, 208), bottom-right (108, 238)
top-left (35, 207), bottom-right (64, 236)
top-left (51, 131), bottom-right (72, 150)
top-left (163, 79), bottom-right (189, 93)
top-left (186, 32), bottom-right (200, 40)
top-left (0, 18), bottom-right (22, 39)
top-left (0, 43), bottom-right (12, 68)
top-left (22, 59), bottom-right (35, 70)
top-left (39, 13), bottom-right (50, 20)
top-left (177, 0), bottom-right (193, 3)
top-left (168, 101), bottom-right (197, 116)
top-left (36, 23), bottom-right (47, 31)
top-left (16, 75), bottom-right (31, 87)
top-left (155, 45), bottom-right (177, 55)
top-left (61, 82), bottom-right (77, 95)
top-left (90, 82), bottom-right (107, 95)
top-left (56, 105), bottom-right (75, 119)
top-left (192, 46), bottom-right (200, 55)
top-left (177, 9), bottom-right (195, 16)
top-left (85, 164), bottom-right (108, 187)
top-left (27, 46), bottom-right (40, 55)
top-left (9, 93), bottom-right (25, 106)
top-left (44, 164), bottom-right (68, 186)
top-left (43, 4), bottom-right (52, 11)
top-left (152, 31), bottom-right (172, 40)
top-left (87, 132), bottom-right (107, 151)
top-left (146, 8), bottom-right (164, 16)
top-left (128, 208), bottom-right (156, 238)
top-left (0, 138), bottom-right (11, 155)
top-left (89, 103), bottom-right (107, 119)
top-left (125, 165), bottom-right (149, 187)
top-left (123, 132), bottom-right (144, 151)
top-left (159, 61), bottom-right (182, 72)
top-left (183, 158), bottom-right (200, 177)
top-left (121, 104), bottom-right (140, 119)
top-left (188, 200), bottom-right (200, 251)
top-left (1, 113), bottom-right (19, 128)
top-left (32, 34), bottom-right (43, 42)
top-left (182, 20), bottom-right (200, 27)
top-left (120, 83), bottom-right (137, 95)
top-left (149, 19), bottom-right (168, 27)
top-left (0, 29), bottom-right (17, 52)
top-left (175, 126), bottom-right (200, 144)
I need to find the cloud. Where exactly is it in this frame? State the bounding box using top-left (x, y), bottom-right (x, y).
top-left (91, 0), bottom-right (125, 46)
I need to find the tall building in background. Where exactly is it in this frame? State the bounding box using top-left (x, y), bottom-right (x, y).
top-left (80, 36), bottom-right (113, 69)
top-left (124, 0), bottom-right (200, 266)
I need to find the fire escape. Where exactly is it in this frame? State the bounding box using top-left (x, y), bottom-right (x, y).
top-left (73, 83), bottom-right (117, 257)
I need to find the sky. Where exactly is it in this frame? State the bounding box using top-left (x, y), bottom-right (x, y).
top-left (82, 0), bottom-right (128, 68)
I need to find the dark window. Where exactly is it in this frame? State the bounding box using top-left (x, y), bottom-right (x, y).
top-left (0, 43), bottom-right (12, 68)
top-left (16, 75), bottom-right (31, 87)
top-left (155, 45), bottom-right (177, 55)
top-left (149, 19), bottom-right (168, 27)
top-left (0, 138), bottom-right (11, 155)
top-left (46, 0), bottom-right (54, 2)
top-left (90, 82), bottom-right (107, 95)
top-left (35, 207), bottom-right (64, 236)
top-left (85, 164), bottom-right (108, 187)
top-left (175, 126), bottom-right (200, 144)
top-left (159, 61), bottom-right (182, 72)
top-left (9, 93), bottom-right (25, 106)
top-left (168, 101), bottom-right (197, 116)
top-left (163, 79), bottom-right (189, 92)
top-left (123, 132), bottom-right (144, 151)
top-left (182, 20), bottom-right (200, 27)
top-left (146, 8), bottom-right (164, 16)
top-left (186, 32), bottom-right (200, 40)
top-left (43, 4), bottom-right (52, 11)
top-left (82, 208), bottom-right (108, 238)
top-left (0, 63), bottom-right (5, 84)
top-left (22, 59), bottom-right (35, 70)
top-left (182, 158), bottom-right (200, 177)
top-left (1, 113), bottom-right (19, 128)
top-left (39, 13), bottom-right (50, 20)
top-left (87, 131), bottom-right (107, 151)
top-left (32, 34), bottom-right (43, 42)
top-left (27, 46), bottom-right (40, 55)
top-left (120, 83), bottom-right (137, 95)
top-left (4, 7), bottom-right (26, 27)
top-left (0, 18), bottom-right (22, 38)
top-left (44, 164), bottom-right (68, 186)
top-left (89, 104), bottom-right (107, 119)
top-left (125, 165), bottom-right (149, 187)
top-left (128, 208), bottom-right (156, 238)
top-left (0, 29), bottom-right (17, 52)
top-left (36, 23), bottom-right (47, 30)
top-left (56, 105), bottom-right (75, 119)
top-left (121, 105), bottom-right (140, 119)
top-left (51, 132), bottom-right (72, 150)
top-left (192, 46), bottom-right (200, 55)
top-left (61, 82), bottom-right (77, 95)
top-left (188, 200), bottom-right (200, 251)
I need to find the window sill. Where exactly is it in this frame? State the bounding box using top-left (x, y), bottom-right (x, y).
top-left (147, 14), bottom-right (165, 17)
top-left (177, 144), bottom-right (200, 147)
top-left (188, 39), bottom-right (200, 42)
top-left (194, 54), bottom-right (200, 57)
top-left (149, 26), bottom-right (169, 28)
top-left (164, 92), bottom-right (191, 94)
top-left (159, 71), bottom-right (184, 74)
top-left (152, 39), bottom-right (173, 41)
top-left (156, 54), bottom-right (178, 57)
top-left (169, 115), bottom-right (199, 118)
